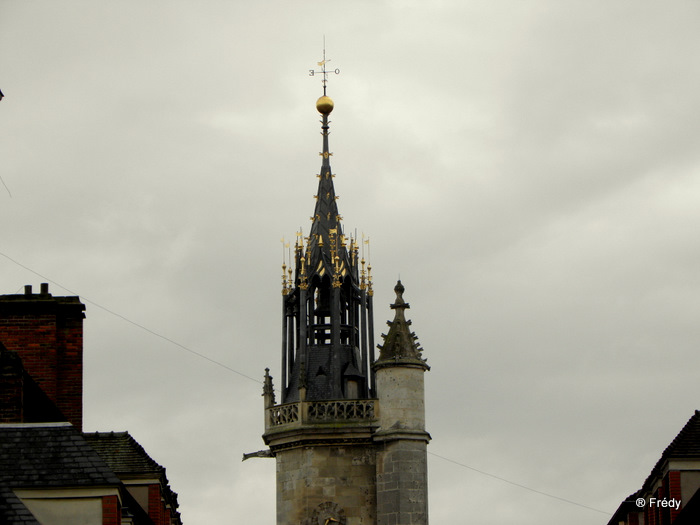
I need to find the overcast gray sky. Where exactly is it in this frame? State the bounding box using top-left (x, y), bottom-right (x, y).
top-left (2, 1), bottom-right (700, 523)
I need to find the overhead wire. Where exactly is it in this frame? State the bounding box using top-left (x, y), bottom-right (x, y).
top-left (0, 249), bottom-right (612, 516)
top-left (0, 250), bottom-right (261, 384)
top-left (428, 451), bottom-right (611, 515)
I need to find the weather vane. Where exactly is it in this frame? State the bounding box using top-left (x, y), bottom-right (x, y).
top-left (309, 38), bottom-right (340, 96)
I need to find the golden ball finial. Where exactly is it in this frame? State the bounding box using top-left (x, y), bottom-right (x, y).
top-left (316, 95), bottom-right (334, 115)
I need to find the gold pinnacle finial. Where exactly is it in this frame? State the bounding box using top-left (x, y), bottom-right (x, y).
top-left (316, 95), bottom-right (334, 115)
top-left (281, 238), bottom-right (292, 295)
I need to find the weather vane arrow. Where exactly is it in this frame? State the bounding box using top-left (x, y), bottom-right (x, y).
top-left (309, 39), bottom-right (340, 95)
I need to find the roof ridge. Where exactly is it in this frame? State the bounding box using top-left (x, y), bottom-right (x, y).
top-left (83, 430), bottom-right (165, 473)
top-left (0, 422), bottom-right (72, 428)
top-left (660, 410), bottom-right (700, 458)
top-left (641, 410), bottom-right (700, 493)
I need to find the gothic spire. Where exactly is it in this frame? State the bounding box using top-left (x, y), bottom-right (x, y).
top-left (375, 281), bottom-right (429, 369)
top-left (278, 86), bottom-right (375, 403)
top-left (303, 95), bottom-right (351, 286)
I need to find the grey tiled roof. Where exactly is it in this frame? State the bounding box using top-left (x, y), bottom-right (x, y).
top-left (0, 423), bottom-right (121, 524)
top-left (660, 410), bottom-right (700, 458)
top-left (83, 431), bottom-right (164, 477)
top-left (641, 410), bottom-right (700, 493)
top-left (0, 423), bottom-right (120, 487)
top-left (606, 490), bottom-right (641, 525)
top-left (0, 484), bottom-right (40, 524)
top-left (608, 411), bottom-right (700, 525)
top-left (83, 431), bottom-right (181, 519)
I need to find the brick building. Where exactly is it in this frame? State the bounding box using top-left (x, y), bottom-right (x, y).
top-left (84, 432), bottom-right (181, 525)
top-left (0, 283), bottom-right (85, 430)
top-left (0, 284), bottom-right (182, 525)
top-left (0, 422), bottom-right (133, 525)
top-left (608, 411), bottom-right (700, 525)
top-left (248, 88), bottom-right (431, 525)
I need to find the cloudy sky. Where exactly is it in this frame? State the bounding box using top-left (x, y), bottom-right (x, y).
top-left (2, 1), bottom-right (700, 523)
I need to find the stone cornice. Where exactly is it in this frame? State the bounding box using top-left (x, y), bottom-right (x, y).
top-left (372, 428), bottom-right (431, 444)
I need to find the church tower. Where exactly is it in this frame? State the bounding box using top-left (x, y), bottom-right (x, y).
top-left (260, 67), bottom-right (430, 525)
top-left (374, 280), bottom-right (431, 525)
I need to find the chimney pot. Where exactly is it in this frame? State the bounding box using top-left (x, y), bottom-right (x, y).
top-left (40, 283), bottom-right (49, 295)
top-left (24, 285), bottom-right (32, 296)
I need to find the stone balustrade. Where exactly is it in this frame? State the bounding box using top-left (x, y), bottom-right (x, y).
top-left (266, 399), bottom-right (376, 429)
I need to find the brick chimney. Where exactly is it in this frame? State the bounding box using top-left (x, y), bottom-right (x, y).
top-left (0, 284), bottom-right (86, 430)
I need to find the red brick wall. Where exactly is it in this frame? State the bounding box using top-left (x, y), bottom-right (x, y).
top-left (646, 488), bottom-right (659, 525)
top-left (56, 310), bottom-right (83, 428)
top-left (148, 484), bottom-right (163, 525)
top-left (630, 511), bottom-right (639, 525)
top-left (0, 313), bottom-right (59, 397)
top-left (102, 495), bottom-right (120, 525)
top-left (0, 347), bottom-right (23, 422)
top-left (0, 286), bottom-right (85, 430)
top-left (667, 471), bottom-right (682, 523)
top-left (147, 483), bottom-right (176, 525)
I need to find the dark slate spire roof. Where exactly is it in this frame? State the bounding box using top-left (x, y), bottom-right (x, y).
top-left (277, 92), bottom-right (375, 403)
top-left (375, 281), bottom-right (428, 368)
top-left (303, 101), bottom-right (352, 286)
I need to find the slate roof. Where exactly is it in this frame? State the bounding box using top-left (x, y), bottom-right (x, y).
top-left (305, 112), bottom-right (349, 283)
top-left (606, 490), bottom-right (641, 525)
top-left (0, 423), bottom-right (120, 488)
top-left (84, 431), bottom-right (181, 521)
top-left (83, 431), bottom-right (165, 478)
top-left (376, 280), bottom-right (427, 366)
top-left (660, 410), bottom-right (700, 457)
top-left (0, 423), bottom-right (121, 524)
top-left (608, 411), bottom-right (700, 525)
top-left (641, 410), bottom-right (700, 493)
top-left (0, 484), bottom-right (40, 524)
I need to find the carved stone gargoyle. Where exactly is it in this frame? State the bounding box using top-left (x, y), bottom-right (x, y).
top-left (241, 449), bottom-right (274, 461)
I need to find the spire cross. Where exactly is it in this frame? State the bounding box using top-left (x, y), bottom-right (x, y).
top-left (309, 43), bottom-right (340, 95)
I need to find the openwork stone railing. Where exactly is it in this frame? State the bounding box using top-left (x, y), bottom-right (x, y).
top-left (308, 400), bottom-right (375, 421)
top-left (267, 399), bottom-right (376, 428)
top-left (268, 403), bottom-right (300, 425)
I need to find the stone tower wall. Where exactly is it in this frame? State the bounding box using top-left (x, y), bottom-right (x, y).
top-left (375, 365), bottom-right (426, 432)
top-left (375, 439), bottom-right (429, 525)
top-left (374, 364), bottom-right (429, 525)
top-left (276, 444), bottom-right (377, 525)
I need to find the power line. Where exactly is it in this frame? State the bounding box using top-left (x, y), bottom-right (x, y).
top-left (428, 451), bottom-right (611, 515)
top-left (0, 175), bottom-right (11, 197)
top-left (0, 250), bottom-right (261, 385)
top-left (1, 249), bottom-right (612, 516)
